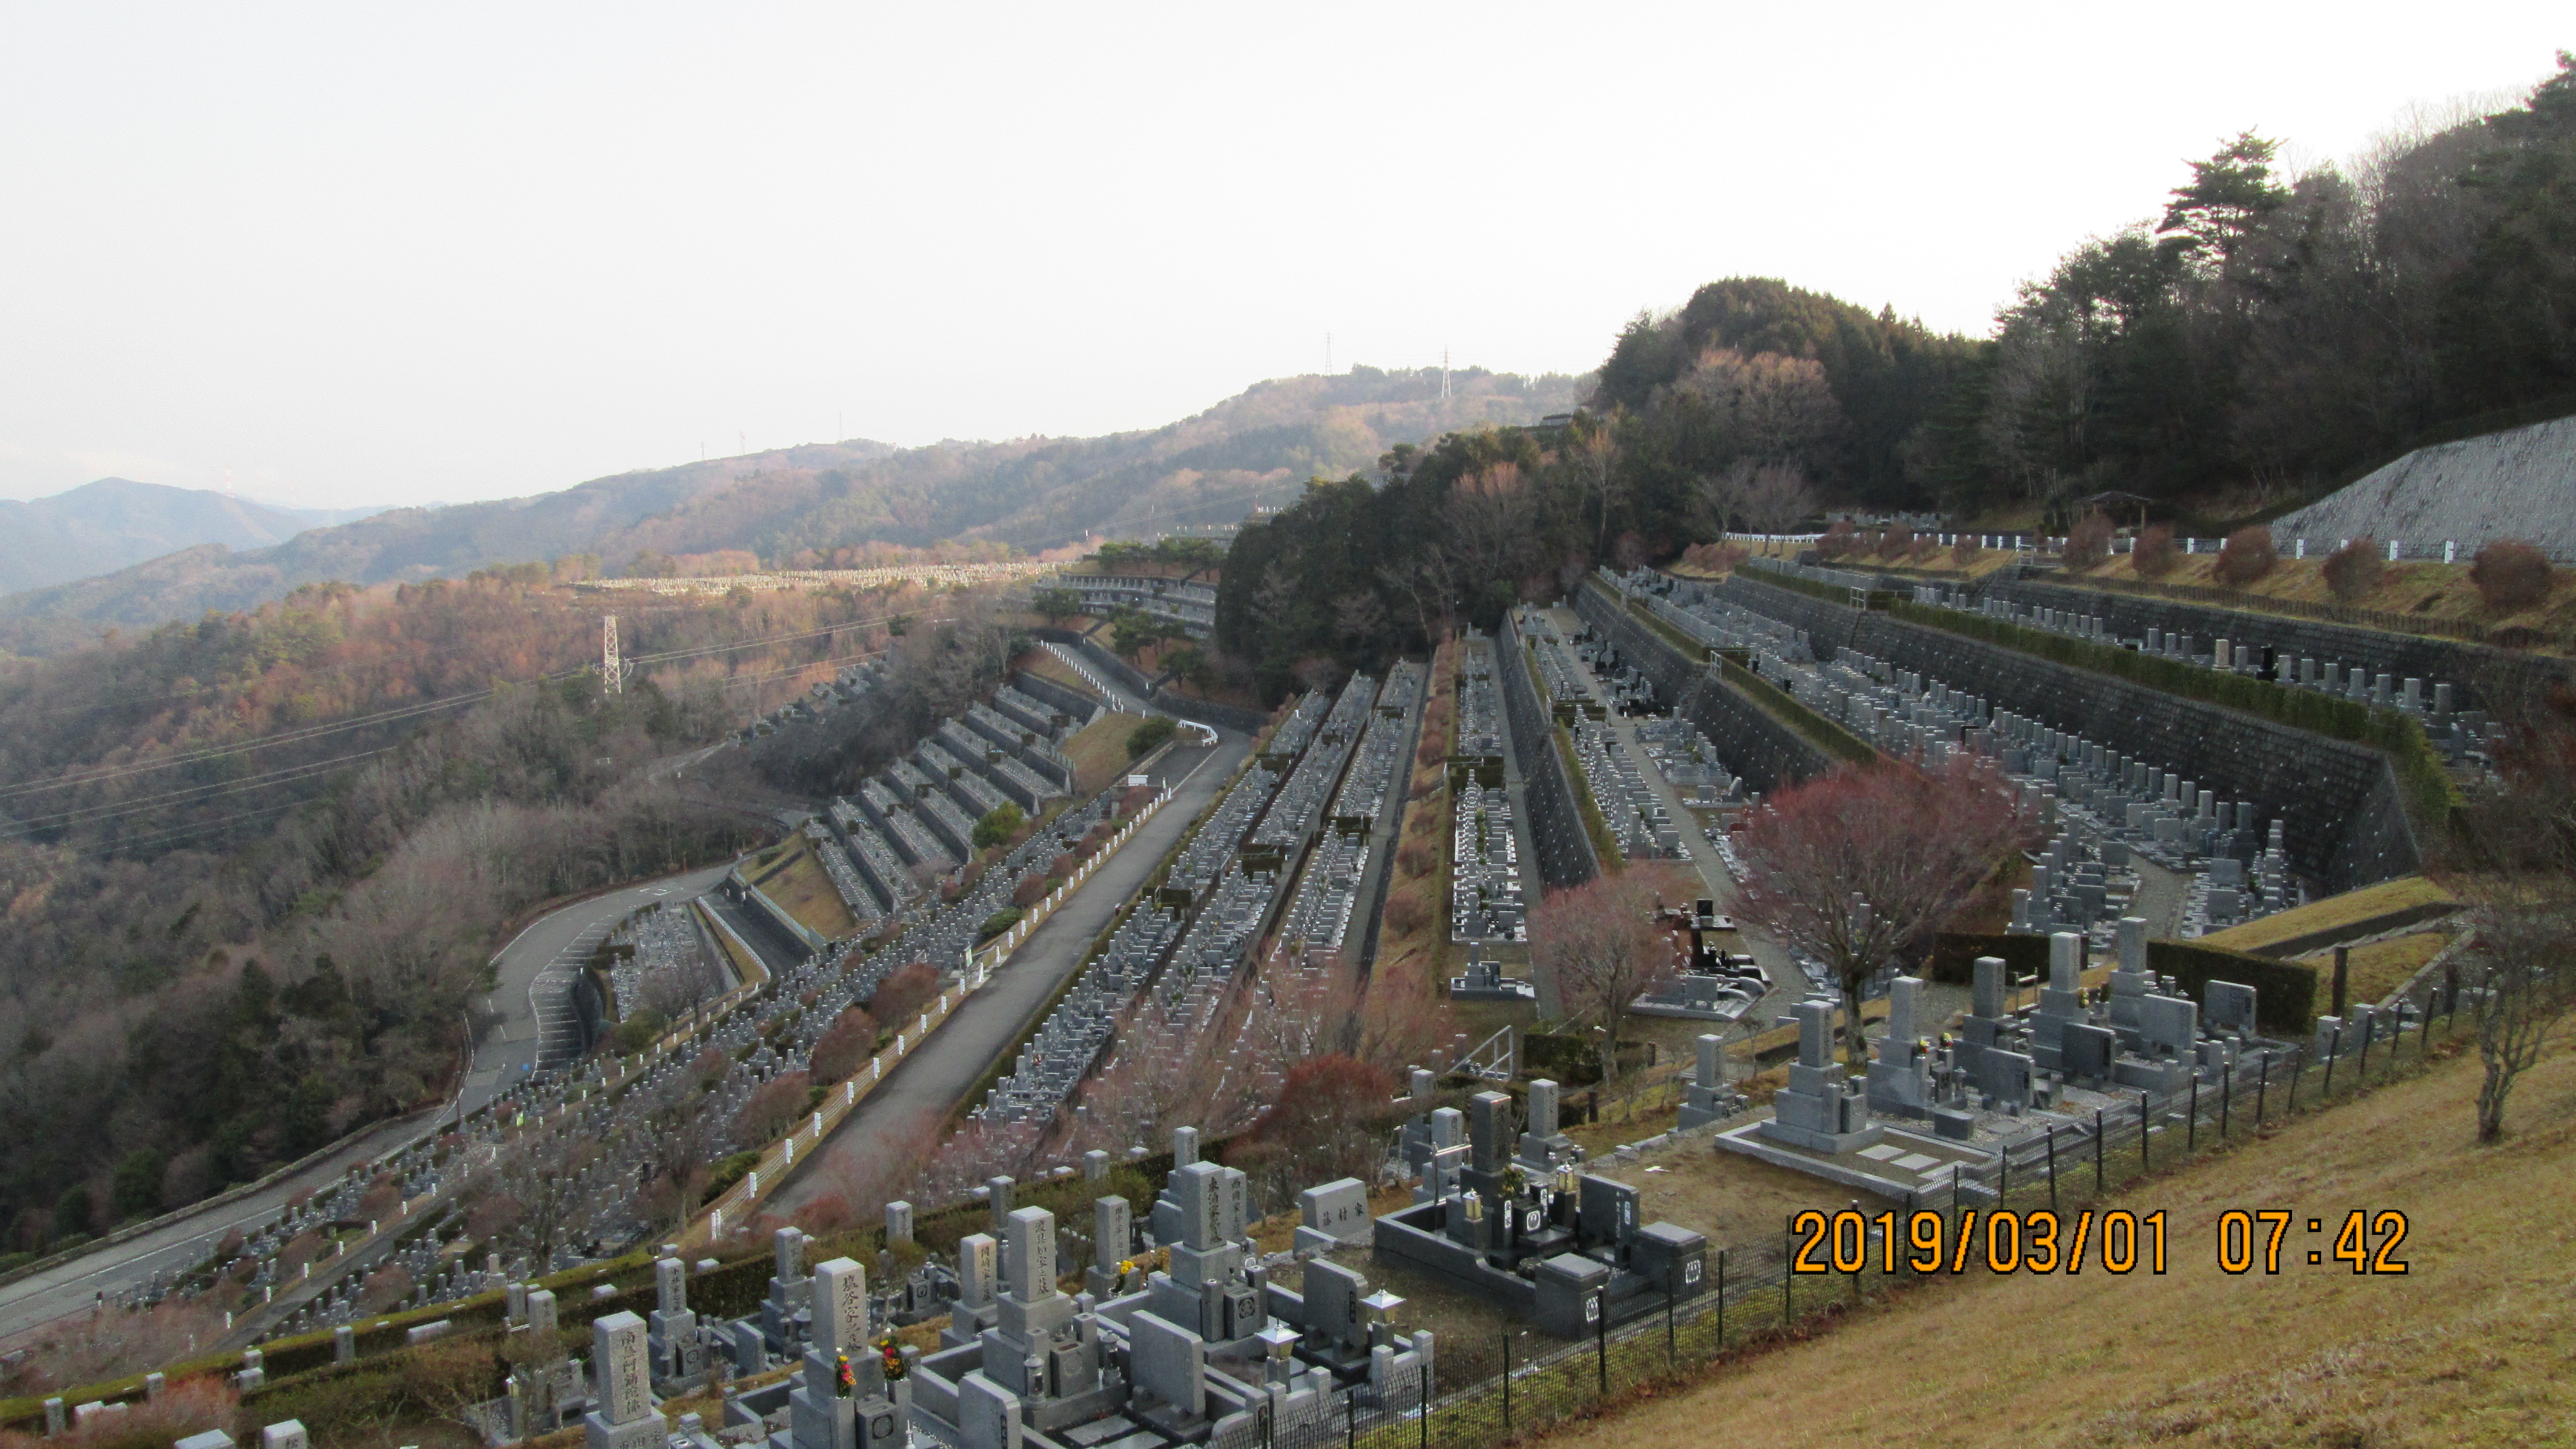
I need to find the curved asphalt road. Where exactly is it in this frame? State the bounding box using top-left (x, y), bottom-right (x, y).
top-left (465, 864), bottom-right (737, 1113)
top-left (771, 728), bottom-right (1248, 1215)
top-left (0, 864), bottom-right (740, 1343)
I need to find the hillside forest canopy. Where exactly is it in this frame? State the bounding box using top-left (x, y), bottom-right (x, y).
top-left (0, 567), bottom-right (1005, 1254)
top-left (1217, 56), bottom-right (2576, 699)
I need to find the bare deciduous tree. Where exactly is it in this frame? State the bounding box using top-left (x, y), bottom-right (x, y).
top-left (2446, 663), bottom-right (2576, 1143)
top-left (1736, 757), bottom-right (2034, 1069)
top-left (1531, 865), bottom-right (1693, 1083)
top-left (1445, 463), bottom-right (1536, 587)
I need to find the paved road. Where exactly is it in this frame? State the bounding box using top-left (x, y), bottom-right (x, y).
top-left (0, 863), bottom-right (747, 1343)
top-left (771, 730), bottom-right (1249, 1214)
top-left (466, 865), bottom-right (736, 1112)
top-left (0, 1112), bottom-right (443, 1342)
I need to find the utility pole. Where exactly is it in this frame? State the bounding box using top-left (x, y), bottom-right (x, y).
top-left (601, 614), bottom-right (622, 695)
top-left (1440, 347), bottom-right (1451, 401)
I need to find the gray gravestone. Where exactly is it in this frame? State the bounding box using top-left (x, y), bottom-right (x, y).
top-left (2205, 980), bottom-right (2258, 1037)
top-left (1129, 1311), bottom-right (1206, 1417)
top-left (1298, 1178), bottom-right (1371, 1246)
top-left (812, 1257), bottom-right (868, 1359)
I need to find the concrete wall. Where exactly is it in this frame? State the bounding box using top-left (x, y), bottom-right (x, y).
top-left (1072, 636), bottom-right (1158, 702)
top-left (1010, 668), bottom-right (1105, 726)
top-left (1496, 621), bottom-right (1600, 891)
top-left (1984, 575), bottom-right (2568, 712)
top-left (1717, 575), bottom-right (2423, 893)
top-left (2272, 413), bottom-right (2576, 560)
top-left (1149, 690), bottom-right (1268, 733)
top-left (1574, 585), bottom-right (1839, 795)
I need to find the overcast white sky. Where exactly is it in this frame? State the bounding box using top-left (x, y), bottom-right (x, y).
top-left (0, 4), bottom-right (2564, 508)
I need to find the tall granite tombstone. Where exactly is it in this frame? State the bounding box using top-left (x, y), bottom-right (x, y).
top-left (1678, 1033), bottom-right (1735, 1130)
top-left (2030, 933), bottom-right (2087, 1069)
top-left (649, 1256), bottom-right (707, 1394)
top-left (1864, 977), bottom-right (1933, 1117)
top-left (1085, 1195), bottom-right (1131, 1299)
top-left (1758, 999), bottom-right (1879, 1153)
top-left (583, 1312), bottom-right (666, 1449)
top-left (943, 1233), bottom-right (1001, 1349)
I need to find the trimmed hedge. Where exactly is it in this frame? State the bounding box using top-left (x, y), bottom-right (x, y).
top-left (1884, 598), bottom-right (2459, 827)
top-left (2148, 940), bottom-right (2318, 1036)
top-left (1712, 652), bottom-right (1878, 765)
top-left (1926, 932), bottom-right (2053, 985)
top-left (1926, 933), bottom-right (2317, 1035)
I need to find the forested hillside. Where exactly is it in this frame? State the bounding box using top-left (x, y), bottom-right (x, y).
top-left (0, 367), bottom-right (1579, 655)
top-left (0, 570), bottom-right (959, 1253)
top-left (1217, 55), bottom-right (2576, 697)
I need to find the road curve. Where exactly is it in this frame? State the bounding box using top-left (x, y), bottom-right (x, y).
top-left (0, 862), bottom-right (740, 1343)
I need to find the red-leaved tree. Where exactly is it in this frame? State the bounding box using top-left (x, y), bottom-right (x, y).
top-left (808, 1006), bottom-right (879, 1083)
top-left (1233, 1054), bottom-right (1404, 1211)
top-left (1735, 757), bottom-right (2034, 1068)
top-left (1530, 865), bottom-right (1693, 1083)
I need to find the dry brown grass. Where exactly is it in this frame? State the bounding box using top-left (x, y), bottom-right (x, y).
top-left (2086, 550), bottom-right (2576, 652)
top-left (1534, 1039), bottom-right (2576, 1449)
top-left (2299, 930), bottom-right (2455, 1011)
top-left (1059, 713), bottom-right (1135, 797)
top-left (1013, 647), bottom-right (1105, 700)
top-left (1357, 639), bottom-right (1462, 1064)
top-left (750, 835), bottom-right (859, 940)
top-left (2198, 876), bottom-right (2458, 955)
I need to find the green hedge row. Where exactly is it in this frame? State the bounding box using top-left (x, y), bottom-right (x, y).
top-left (1925, 932), bottom-right (2053, 985)
top-left (2148, 940), bottom-right (2318, 1035)
top-left (1883, 599), bottom-right (2459, 828)
top-left (1712, 652), bottom-right (1879, 765)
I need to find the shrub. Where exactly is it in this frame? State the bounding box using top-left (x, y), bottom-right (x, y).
top-left (357, 1263), bottom-right (413, 1313)
top-left (1010, 873), bottom-right (1048, 908)
top-left (2212, 525), bottom-right (2278, 586)
top-left (977, 907), bottom-right (1024, 942)
top-left (1909, 532), bottom-right (1939, 563)
top-left (866, 961), bottom-right (940, 1026)
top-left (970, 803), bottom-right (1025, 853)
top-left (2062, 510), bottom-right (2113, 571)
top-left (1125, 715), bottom-right (1177, 759)
top-left (1382, 893), bottom-right (1428, 935)
top-left (2322, 537), bottom-right (2384, 600)
top-left (2131, 524), bottom-right (2177, 577)
top-left (1951, 535), bottom-right (1978, 566)
top-left (807, 1006), bottom-right (878, 1082)
top-left (612, 1007), bottom-right (667, 1055)
top-left (2469, 539), bottom-right (2553, 612)
top-left (1816, 520), bottom-right (1859, 561)
top-left (735, 1071), bottom-right (813, 1143)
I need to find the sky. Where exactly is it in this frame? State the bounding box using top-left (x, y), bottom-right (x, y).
top-left (0, 4), bottom-right (2565, 509)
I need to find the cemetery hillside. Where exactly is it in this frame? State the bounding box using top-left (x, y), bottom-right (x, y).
top-left (5, 45), bottom-right (2576, 1449)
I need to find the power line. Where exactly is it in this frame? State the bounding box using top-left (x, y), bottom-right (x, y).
top-left (0, 748), bottom-right (392, 835)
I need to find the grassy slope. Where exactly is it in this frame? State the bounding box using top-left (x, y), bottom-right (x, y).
top-left (1541, 1041), bottom-right (2576, 1449)
top-left (1059, 713), bottom-right (1137, 797)
top-left (2057, 550), bottom-right (2576, 652)
top-left (747, 834), bottom-right (859, 939)
top-left (2199, 875), bottom-right (2459, 954)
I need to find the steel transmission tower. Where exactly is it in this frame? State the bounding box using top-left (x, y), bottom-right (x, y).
top-left (601, 614), bottom-right (622, 695)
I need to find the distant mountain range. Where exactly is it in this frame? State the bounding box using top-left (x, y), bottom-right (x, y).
top-left (0, 367), bottom-right (1582, 655)
top-left (0, 479), bottom-right (389, 596)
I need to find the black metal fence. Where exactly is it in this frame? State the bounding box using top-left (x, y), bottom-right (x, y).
top-left (1267, 1000), bottom-right (2474, 1449)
